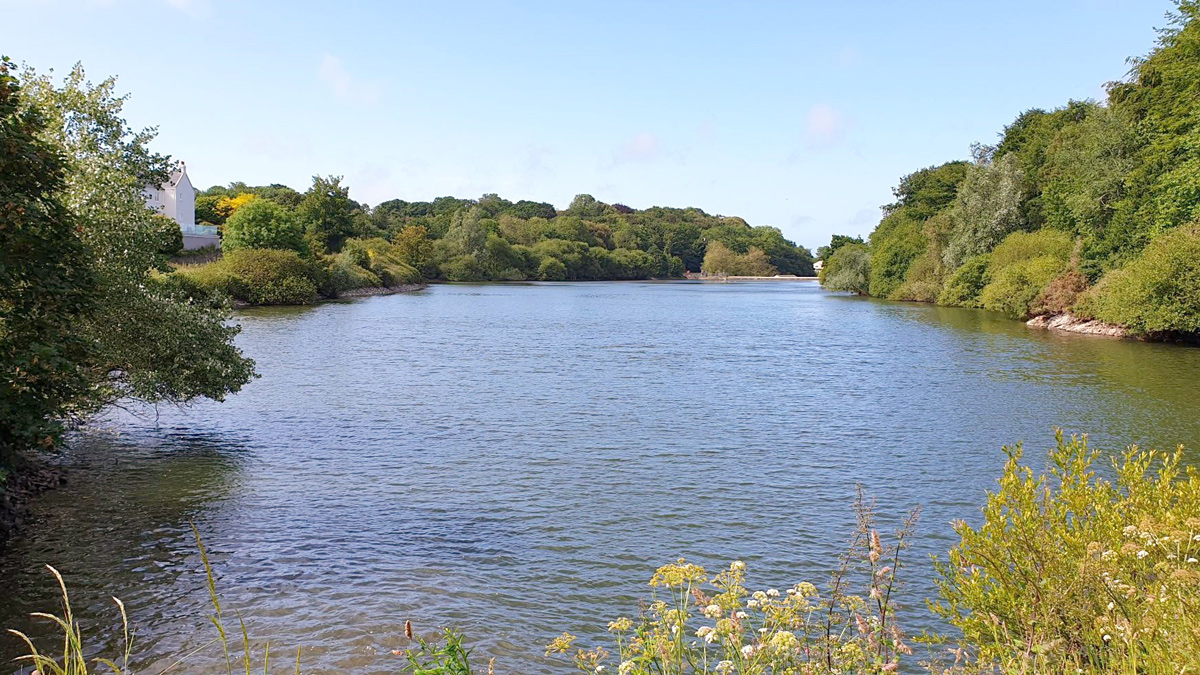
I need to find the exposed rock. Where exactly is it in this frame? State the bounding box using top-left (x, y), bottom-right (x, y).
top-left (1027, 313), bottom-right (1129, 338)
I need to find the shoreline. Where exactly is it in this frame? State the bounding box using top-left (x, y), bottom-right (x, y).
top-left (231, 282), bottom-right (427, 309)
top-left (1026, 313), bottom-right (1129, 338)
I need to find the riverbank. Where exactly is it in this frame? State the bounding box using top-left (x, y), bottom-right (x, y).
top-left (230, 282), bottom-right (427, 308)
top-left (1026, 313), bottom-right (1129, 338)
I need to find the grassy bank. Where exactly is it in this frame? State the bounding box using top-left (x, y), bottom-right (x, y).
top-left (10, 433), bottom-right (1200, 674)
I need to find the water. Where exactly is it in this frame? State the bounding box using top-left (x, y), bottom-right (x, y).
top-left (3, 281), bottom-right (1200, 673)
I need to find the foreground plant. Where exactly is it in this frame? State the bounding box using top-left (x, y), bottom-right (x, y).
top-left (549, 491), bottom-right (920, 674)
top-left (931, 431), bottom-right (1200, 673)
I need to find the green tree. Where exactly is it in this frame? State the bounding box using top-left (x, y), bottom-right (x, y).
top-left (943, 153), bottom-right (1028, 270)
top-left (299, 175), bottom-right (356, 253)
top-left (222, 198), bottom-right (304, 253)
top-left (820, 243), bottom-right (871, 295)
top-left (0, 58), bottom-right (96, 466)
top-left (21, 63), bottom-right (254, 414)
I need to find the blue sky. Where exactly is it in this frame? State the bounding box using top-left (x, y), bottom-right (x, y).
top-left (2, 0), bottom-right (1175, 250)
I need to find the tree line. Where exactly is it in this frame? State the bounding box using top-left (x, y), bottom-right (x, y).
top-left (184, 178), bottom-right (815, 289)
top-left (821, 2), bottom-right (1200, 337)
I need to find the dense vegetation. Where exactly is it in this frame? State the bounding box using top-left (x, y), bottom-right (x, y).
top-left (183, 181), bottom-right (813, 298)
top-left (820, 3), bottom-right (1200, 338)
top-left (0, 60), bottom-right (254, 473)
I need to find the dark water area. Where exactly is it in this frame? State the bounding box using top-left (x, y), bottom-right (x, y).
top-left (3, 281), bottom-right (1200, 673)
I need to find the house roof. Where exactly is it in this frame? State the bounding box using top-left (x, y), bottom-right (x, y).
top-left (166, 162), bottom-right (188, 187)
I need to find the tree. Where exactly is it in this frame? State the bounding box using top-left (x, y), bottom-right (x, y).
top-left (0, 58), bottom-right (95, 466)
top-left (943, 153), bottom-right (1028, 270)
top-left (299, 175), bottom-right (356, 253)
top-left (222, 198), bottom-right (305, 253)
top-left (19, 63), bottom-right (254, 416)
top-left (444, 207), bottom-right (487, 257)
top-left (820, 243), bottom-right (871, 295)
top-left (392, 225), bottom-right (434, 274)
top-left (885, 161), bottom-right (971, 220)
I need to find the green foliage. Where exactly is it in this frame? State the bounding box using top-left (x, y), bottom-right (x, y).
top-left (537, 256), bottom-right (568, 281)
top-left (820, 243), bottom-right (870, 295)
top-left (701, 241), bottom-right (778, 276)
top-left (221, 198), bottom-right (304, 253)
top-left (977, 230), bottom-right (1074, 318)
top-left (885, 161), bottom-right (970, 220)
top-left (938, 254), bottom-right (991, 308)
top-left (175, 249), bottom-right (320, 305)
top-left (18, 62), bottom-right (254, 419)
top-left (816, 234), bottom-right (864, 261)
top-left (341, 238), bottom-right (421, 287)
top-left (1079, 224), bottom-right (1200, 335)
top-left (933, 431), bottom-right (1200, 672)
top-left (441, 254), bottom-right (486, 282)
top-left (0, 58), bottom-right (95, 465)
top-left (943, 153), bottom-right (1028, 270)
top-left (867, 213), bottom-right (926, 298)
top-left (987, 229), bottom-right (1074, 270)
top-left (400, 628), bottom-right (480, 674)
top-left (323, 253), bottom-right (382, 295)
top-left (149, 213), bottom-right (183, 256)
top-left (299, 175), bottom-right (356, 253)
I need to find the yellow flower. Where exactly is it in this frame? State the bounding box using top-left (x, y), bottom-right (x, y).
top-left (650, 559), bottom-right (707, 588)
top-left (545, 632), bottom-right (576, 656)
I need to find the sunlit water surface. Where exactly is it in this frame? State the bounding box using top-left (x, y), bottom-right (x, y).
top-left (3, 281), bottom-right (1200, 673)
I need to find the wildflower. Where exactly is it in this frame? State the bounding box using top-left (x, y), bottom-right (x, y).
top-left (716, 661), bottom-right (735, 674)
top-left (650, 559), bottom-right (706, 588)
top-left (876, 566), bottom-right (892, 578)
top-left (869, 586), bottom-right (883, 600)
top-left (741, 644), bottom-right (755, 658)
top-left (1101, 549), bottom-right (1116, 560)
top-left (608, 618), bottom-right (633, 633)
top-left (883, 663), bottom-right (899, 672)
top-left (747, 599), bottom-right (759, 608)
top-left (618, 661), bottom-right (634, 675)
top-left (1137, 550), bottom-right (1149, 559)
top-left (1188, 558), bottom-right (1198, 564)
top-left (752, 590), bottom-right (768, 602)
top-left (1123, 525), bottom-right (1138, 538)
top-left (1103, 634), bottom-right (1112, 642)
top-left (696, 626), bottom-right (716, 643)
top-left (731, 561), bottom-right (746, 572)
top-left (703, 604), bottom-right (723, 618)
top-left (1194, 534), bottom-right (1200, 542)
top-left (595, 667), bottom-right (605, 674)
top-left (735, 611), bottom-right (748, 619)
top-left (545, 633), bottom-right (576, 656)
top-left (1107, 601), bottom-right (1115, 611)
top-left (795, 582), bottom-right (818, 597)
top-left (766, 588), bottom-right (780, 598)
top-left (769, 631), bottom-right (798, 650)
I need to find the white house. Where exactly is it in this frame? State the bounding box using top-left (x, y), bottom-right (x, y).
top-left (144, 162), bottom-right (219, 250)
top-left (814, 259), bottom-right (825, 273)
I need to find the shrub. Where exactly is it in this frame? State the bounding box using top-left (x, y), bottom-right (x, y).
top-left (1031, 269), bottom-right (1089, 316)
top-left (976, 230), bottom-right (1074, 318)
top-left (820, 243), bottom-right (870, 295)
top-left (322, 253), bottom-right (382, 296)
top-left (537, 256), bottom-right (568, 281)
top-left (341, 238), bottom-right (421, 286)
top-left (987, 229), bottom-right (1073, 270)
top-left (938, 254), bottom-right (991, 308)
top-left (890, 248), bottom-right (943, 302)
top-left (150, 213), bottom-right (183, 256)
top-left (979, 255), bottom-right (1068, 319)
top-left (1077, 224), bottom-right (1200, 335)
top-left (221, 198), bottom-right (305, 254)
top-left (868, 213), bottom-right (926, 298)
top-left (442, 254), bottom-right (486, 282)
top-left (173, 249), bottom-right (320, 305)
top-left (933, 432), bottom-right (1200, 672)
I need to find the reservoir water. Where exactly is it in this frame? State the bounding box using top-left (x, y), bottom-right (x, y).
top-left (3, 281), bottom-right (1200, 673)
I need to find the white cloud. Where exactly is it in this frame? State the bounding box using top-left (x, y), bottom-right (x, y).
top-left (614, 132), bottom-right (662, 164)
top-left (317, 54), bottom-right (381, 106)
top-left (805, 103), bottom-right (847, 147)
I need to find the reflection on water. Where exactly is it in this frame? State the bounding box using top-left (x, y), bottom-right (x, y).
top-left (3, 281), bottom-right (1200, 673)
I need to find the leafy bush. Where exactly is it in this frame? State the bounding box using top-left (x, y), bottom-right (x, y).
top-left (820, 243), bottom-right (870, 295)
top-left (149, 213), bottom-right (183, 256)
top-left (975, 230), bottom-right (1074, 318)
top-left (938, 254), bottom-right (991, 308)
top-left (933, 432), bottom-right (1200, 672)
top-left (221, 198), bottom-right (305, 254)
top-left (341, 238), bottom-right (421, 286)
top-left (1078, 224), bottom-right (1200, 335)
top-left (537, 256), bottom-right (568, 281)
top-left (442, 254), bottom-right (486, 282)
top-left (701, 241), bottom-right (779, 276)
top-left (890, 248), bottom-right (943, 302)
top-left (980, 256), bottom-right (1068, 319)
top-left (322, 253), bottom-right (382, 296)
top-left (867, 213), bottom-right (926, 298)
top-left (173, 249), bottom-right (320, 305)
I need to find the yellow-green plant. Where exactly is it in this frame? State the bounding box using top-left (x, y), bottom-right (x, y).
top-left (931, 431), bottom-right (1200, 673)
top-left (550, 492), bottom-right (920, 674)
